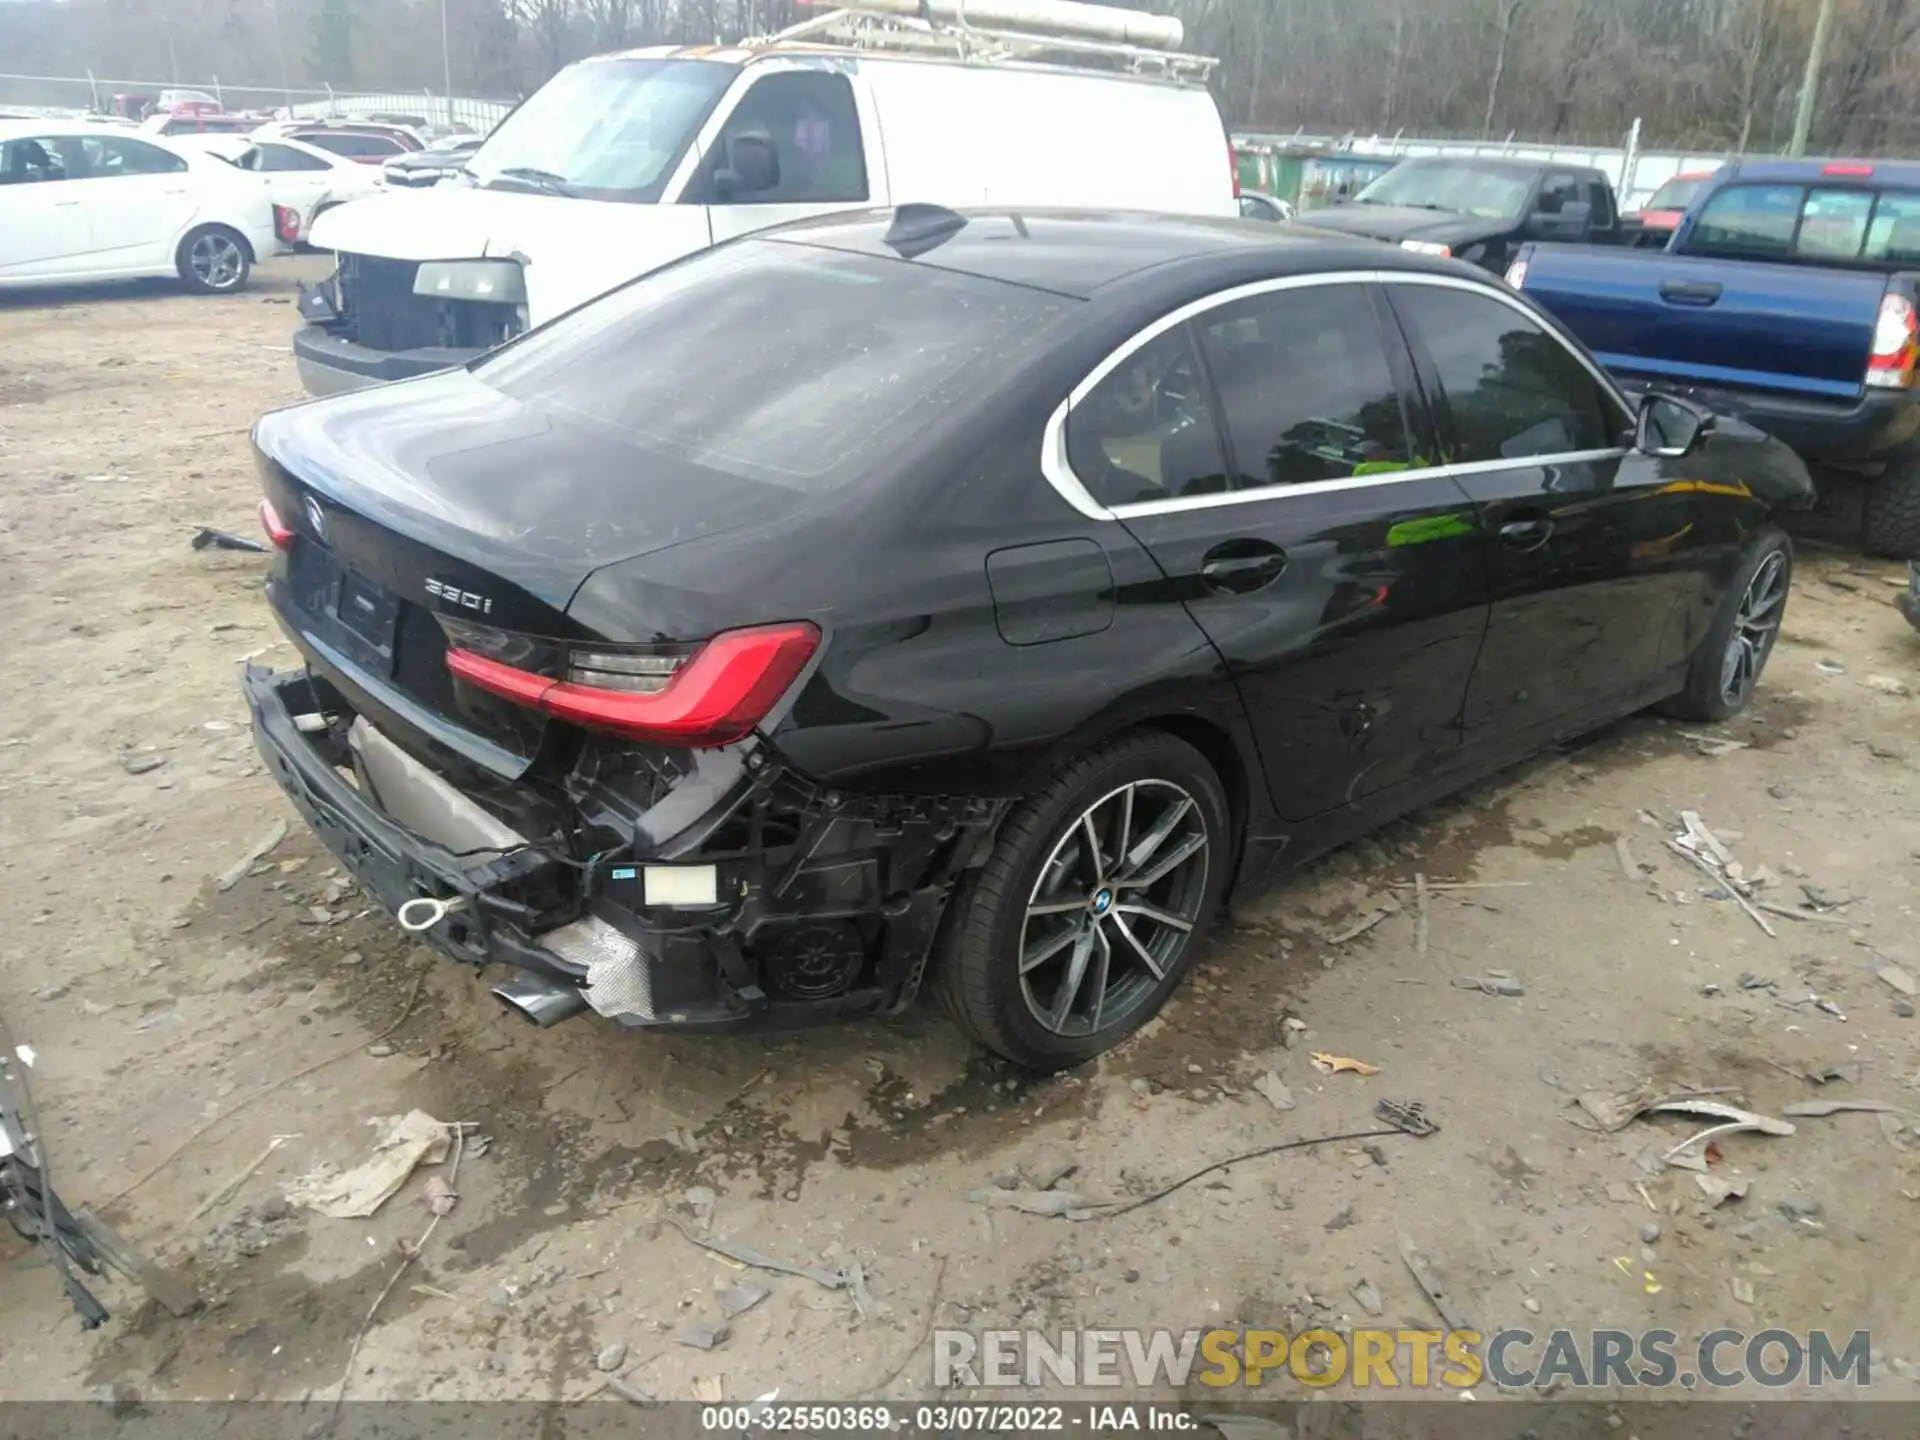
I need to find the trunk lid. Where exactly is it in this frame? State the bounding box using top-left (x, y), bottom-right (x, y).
top-left (253, 366), bottom-right (808, 776)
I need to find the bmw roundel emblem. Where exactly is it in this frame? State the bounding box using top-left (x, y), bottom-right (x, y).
top-left (302, 494), bottom-right (327, 543)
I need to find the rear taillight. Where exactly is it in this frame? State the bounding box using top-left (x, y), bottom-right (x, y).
top-left (446, 621), bottom-right (821, 749)
top-left (1867, 292), bottom-right (1919, 390)
top-left (258, 497), bottom-right (295, 549)
top-left (274, 204), bottom-right (300, 243)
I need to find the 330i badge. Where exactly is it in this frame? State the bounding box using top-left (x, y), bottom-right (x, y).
top-left (243, 206), bottom-right (1813, 1070)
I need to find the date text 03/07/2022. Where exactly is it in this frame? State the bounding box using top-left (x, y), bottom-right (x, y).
top-left (697, 1403), bottom-right (1198, 1431)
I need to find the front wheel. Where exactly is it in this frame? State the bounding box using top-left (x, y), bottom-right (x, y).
top-left (932, 730), bottom-right (1230, 1072)
top-left (176, 225), bottom-right (251, 295)
top-left (1663, 528), bottom-right (1792, 722)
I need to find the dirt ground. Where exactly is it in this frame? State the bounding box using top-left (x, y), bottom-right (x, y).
top-left (5, 254), bottom-right (1920, 1412)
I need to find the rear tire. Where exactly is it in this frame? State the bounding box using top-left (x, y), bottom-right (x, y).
top-left (932, 730), bottom-right (1230, 1073)
top-left (176, 225), bottom-right (251, 296)
top-left (1863, 460), bottom-right (1920, 559)
top-left (1662, 527), bottom-right (1792, 723)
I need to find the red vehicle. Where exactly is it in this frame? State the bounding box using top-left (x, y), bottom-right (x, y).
top-left (1635, 170), bottom-right (1717, 240)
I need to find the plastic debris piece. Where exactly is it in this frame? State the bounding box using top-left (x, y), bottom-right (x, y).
top-left (1311, 1053), bottom-right (1380, 1077)
top-left (716, 1283), bottom-right (769, 1320)
top-left (284, 1111), bottom-right (452, 1219)
top-left (1253, 1072), bottom-right (1296, 1111)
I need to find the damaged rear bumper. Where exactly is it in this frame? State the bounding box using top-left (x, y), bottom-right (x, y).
top-left (242, 664), bottom-right (1005, 1032)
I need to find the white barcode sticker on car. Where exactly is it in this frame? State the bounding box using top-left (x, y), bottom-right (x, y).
top-left (643, 865), bottom-right (719, 908)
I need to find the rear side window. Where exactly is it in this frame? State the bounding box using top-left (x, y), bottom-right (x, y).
top-left (259, 142), bottom-right (331, 172)
top-left (476, 242), bottom-right (1071, 490)
top-left (301, 133), bottom-right (403, 158)
top-left (1067, 326), bottom-right (1228, 507)
top-left (1196, 285), bottom-right (1412, 488)
top-left (1391, 286), bottom-right (1623, 463)
top-left (1797, 189), bottom-right (1874, 258)
top-left (1866, 191), bottom-right (1920, 263)
top-left (1690, 184), bottom-right (1803, 256)
top-left (81, 136), bottom-right (188, 178)
top-left (0, 135), bottom-right (71, 182)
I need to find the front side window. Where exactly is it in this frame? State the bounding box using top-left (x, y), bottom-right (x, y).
top-left (81, 136), bottom-right (188, 178)
top-left (465, 57), bottom-right (735, 203)
top-left (477, 240), bottom-right (1070, 491)
top-left (699, 72), bottom-right (867, 206)
top-left (1198, 285), bottom-right (1412, 489)
top-left (1391, 286), bottom-right (1624, 463)
top-left (1067, 327), bottom-right (1227, 508)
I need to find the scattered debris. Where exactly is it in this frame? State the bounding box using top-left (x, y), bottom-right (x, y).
top-left (1737, 972), bottom-right (1777, 991)
top-left (1325, 1202), bottom-right (1356, 1232)
top-left (968, 1188), bottom-right (1090, 1217)
top-left (1569, 1082), bottom-right (1741, 1133)
top-left (1375, 1099), bottom-right (1440, 1137)
top-left (1781, 1099), bottom-right (1905, 1118)
top-left (846, 1259), bottom-right (875, 1321)
top-left (1311, 1053), bottom-right (1380, 1077)
top-left (216, 820), bottom-right (289, 892)
top-left (1253, 1072), bottom-right (1296, 1112)
top-left (119, 751), bottom-right (167, 776)
top-left (596, 1343), bottom-right (628, 1373)
top-left (190, 526), bottom-right (268, 554)
top-left (716, 1283), bottom-right (770, 1321)
top-left (1665, 828), bottom-right (1775, 937)
top-left (1453, 973), bottom-right (1525, 997)
top-left (1413, 873), bottom-right (1430, 959)
top-left (1862, 674), bottom-right (1911, 697)
top-left (1877, 965), bottom-right (1918, 998)
top-left (674, 1322), bottom-right (729, 1352)
top-left (1695, 1175), bottom-right (1750, 1207)
top-left (285, 1111), bottom-right (453, 1220)
top-left (1755, 900), bottom-right (1853, 926)
top-left (667, 1220), bottom-right (848, 1290)
top-left (1350, 1277), bottom-right (1384, 1316)
top-left (1019, 1147), bottom-right (1079, 1191)
top-left (1645, 1099), bottom-right (1795, 1137)
top-left (1328, 902), bottom-right (1396, 945)
top-left (1614, 836), bottom-right (1640, 880)
top-left (606, 1376), bottom-right (654, 1406)
top-left (1398, 1233), bottom-right (1469, 1331)
top-left (421, 1176), bottom-right (457, 1218)
top-left (683, 1185), bottom-right (717, 1231)
top-left (1731, 1276), bottom-right (1756, 1306)
top-left (1678, 732), bottom-right (1751, 757)
top-left (692, 1377), bottom-right (726, 1403)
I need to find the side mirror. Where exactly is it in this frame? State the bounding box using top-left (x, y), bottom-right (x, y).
top-left (713, 132), bottom-right (778, 197)
top-left (1636, 391), bottom-right (1715, 458)
top-left (1526, 199), bottom-right (1592, 240)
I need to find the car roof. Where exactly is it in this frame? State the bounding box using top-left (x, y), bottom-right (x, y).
top-left (1394, 154), bottom-right (1594, 176)
top-left (0, 117), bottom-right (191, 147)
top-left (762, 207), bottom-right (1473, 300)
top-left (1722, 158), bottom-right (1920, 188)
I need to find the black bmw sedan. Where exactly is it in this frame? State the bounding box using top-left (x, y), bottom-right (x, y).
top-left (243, 206), bottom-right (1813, 1071)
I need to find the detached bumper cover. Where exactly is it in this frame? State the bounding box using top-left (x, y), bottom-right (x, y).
top-left (292, 321), bottom-right (476, 395)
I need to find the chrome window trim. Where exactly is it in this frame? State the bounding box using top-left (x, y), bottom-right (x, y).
top-left (1039, 267), bottom-right (1636, 523)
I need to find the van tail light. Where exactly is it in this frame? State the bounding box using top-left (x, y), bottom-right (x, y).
top-left (274, 204), bottom-right (300, 244)
top-left (1228, 141), bottom-right (1240, 198)
top-left (447, 621), bottom-right (821, 749)
top-left (258, 497), bottom-right (295, 549)
top-left (1867, 292), bottom-right (1919, 390)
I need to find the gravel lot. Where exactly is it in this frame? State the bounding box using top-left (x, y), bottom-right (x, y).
top-left (4, 256), bottom-right (1920, 1412)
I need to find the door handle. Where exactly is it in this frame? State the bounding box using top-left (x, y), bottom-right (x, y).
top-left (1200, 543), bottom-right (1287, 594)
top-left (163, 187), bottom-right (190, 195)
top-left (53, 199), bottom-right (81, 208)
top-left (1499, 518), bottom-right (1554, 551)
top-left (1659, 279), bottom-right (1722, 307)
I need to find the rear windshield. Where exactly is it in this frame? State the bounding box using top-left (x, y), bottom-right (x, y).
top-left (1644, 175), bottom-right (1708, 212)
top-left (474, 240), bottom-right (1074, 489)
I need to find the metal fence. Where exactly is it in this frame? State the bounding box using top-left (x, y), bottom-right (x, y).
top-left (0, 72), bottom-right (513, 132)
top-left (1237, 120), bottom-right (1750, 209)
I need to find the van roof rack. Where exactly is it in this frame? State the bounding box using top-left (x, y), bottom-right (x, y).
top-left (755, 0), bottom-right (1217, 82)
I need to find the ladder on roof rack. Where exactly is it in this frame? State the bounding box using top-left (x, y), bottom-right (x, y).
top-left (756, 0), bottom-right (1218, 82)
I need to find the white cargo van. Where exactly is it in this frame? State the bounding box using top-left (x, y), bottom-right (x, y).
top-left (292, 0), bottom-right (1237, 395)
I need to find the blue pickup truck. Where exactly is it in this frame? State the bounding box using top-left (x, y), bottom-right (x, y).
top-left (1509, 159), bottom-right (1920, 556)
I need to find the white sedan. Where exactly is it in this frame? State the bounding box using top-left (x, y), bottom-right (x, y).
top-left (185, 132), bottom-right (383, 243)
top-left (0, 119), bottom-right (281, 295)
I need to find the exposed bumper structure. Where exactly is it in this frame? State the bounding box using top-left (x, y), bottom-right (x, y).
top-left (243, 664), bottom-right (1006, 1032)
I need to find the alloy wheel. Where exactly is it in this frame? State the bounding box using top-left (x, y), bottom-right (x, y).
top-left (1017, 779), bottom-right (1211, 1038)
top-left (1720, 550), bottom-right (1787, 708)
top-left (190, 233), bottom-right (244, 291)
